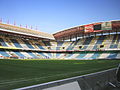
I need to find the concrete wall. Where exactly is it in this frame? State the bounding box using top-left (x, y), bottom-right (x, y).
top-left (16, 68), bottom-right (117, 90)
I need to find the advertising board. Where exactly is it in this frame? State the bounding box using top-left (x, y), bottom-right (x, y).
top-left (101, 21), bottom-right (112, 30)
top-left (85, 24), bottom-right (93, 32)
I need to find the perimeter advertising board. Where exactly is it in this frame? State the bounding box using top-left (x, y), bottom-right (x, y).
top-left (101, 21), bottom-right (112, 30)
top-left (93, 22), bottom-right (103, 32)
top-left (85, 24), bottom-right (94, 32)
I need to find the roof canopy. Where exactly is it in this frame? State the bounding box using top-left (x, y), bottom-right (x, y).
top-left (0, 23), bottom-right (55, 40)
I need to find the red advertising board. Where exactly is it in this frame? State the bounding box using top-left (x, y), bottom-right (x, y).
top-left (85, 24), bottom-right (94, 32)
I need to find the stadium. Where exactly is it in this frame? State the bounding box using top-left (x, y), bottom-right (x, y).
top-left (0, 20), bottom-right (120, 90)
top-left (0, 20), bottom-right (120, 60)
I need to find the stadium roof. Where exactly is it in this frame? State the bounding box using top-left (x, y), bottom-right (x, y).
top-left (0, 23), bottom-right (55, 40)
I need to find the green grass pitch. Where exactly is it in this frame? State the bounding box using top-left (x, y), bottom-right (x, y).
top-left (0, 59), bottom-right (120, 89)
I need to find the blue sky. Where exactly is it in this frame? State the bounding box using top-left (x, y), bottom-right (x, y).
top-left (0, 0), bottom-right (120, 34)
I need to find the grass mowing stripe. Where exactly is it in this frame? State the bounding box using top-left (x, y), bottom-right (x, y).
top-left (0, 69), bottom-right (96, 85)
top-left (0, 59), bottom-right (120, 89)
top-left (0, 66), bottom-right (116, 86)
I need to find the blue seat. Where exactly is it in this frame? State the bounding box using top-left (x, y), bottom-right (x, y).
top-left (76, 53), bottom-right (87, 59)
top-left (110, 44), bottom-right (117, 48)
top-left (0, 38), bottom-right (8, 46)
top-left (42, 41), bottom-right (51, 46)
top-left (26, 51), bottom-right (37, 58)
top-left (47, 53), bottom-right (52, 57)
top-left (107, 53), bottom-right (118, 59)
top-left (65, 54), bottom-right (73, 58)
top-left (93, 36), bottom-right (106, 50)
top-left (83, 37), bottom-right (93, 45)
top-left (0, 50), bottom-right (10, 57)
top-left (56, 53), bottom-right (61, 58)
top-left (90, 53), bottom-right (101, 59)
top-left (56, 47), bottom-right (60, 50)
top-left (81, 46), bottom-right (87, 50)
top-left (57, 41), bottom-right (64, 46)
top-left (23, 40), bottom-right (34, 49)
top-left (10, 39), bottom-right (22, 48)
top-left (13, 51), bottom-right (25, 58)
top-left (37, 52), bottom-right (48, 58)
top-left (36, 44), bottom-right (45, 50)
top-left (96, 36), bottom-right (106, 44)
top-left (66, 42), bottom-right (75, 50)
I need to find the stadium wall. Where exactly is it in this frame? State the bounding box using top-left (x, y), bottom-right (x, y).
top-left (16, 68), bottom-right (117, 90)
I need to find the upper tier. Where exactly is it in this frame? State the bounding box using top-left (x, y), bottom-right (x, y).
top-left (53, 20), bottom-right (120, 40)
top-left (0, 23), bottom-right (55, 40)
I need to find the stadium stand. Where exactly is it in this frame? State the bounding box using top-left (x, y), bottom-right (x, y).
top-left (0, 20), bottom-right (120, 60)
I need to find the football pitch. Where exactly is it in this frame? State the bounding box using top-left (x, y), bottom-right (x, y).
top-left (0, 59), bottom-right (120, 89)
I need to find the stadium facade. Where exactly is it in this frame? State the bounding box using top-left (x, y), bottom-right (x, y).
top-left (0, 20), bottom-right (120, 60)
